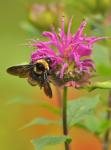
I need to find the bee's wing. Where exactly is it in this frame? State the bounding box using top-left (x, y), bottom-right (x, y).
top-left (43, 82), bottom-right (52, 98)
top-left (7, 64), bottom-right (33, 78)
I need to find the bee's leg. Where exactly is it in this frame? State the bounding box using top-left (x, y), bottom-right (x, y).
top-left (43, 71), bottom-right (48, 82)
top-left (27, 76), bottom-right (37, 86)
top-left (47, 69), bottom-right (52, 75)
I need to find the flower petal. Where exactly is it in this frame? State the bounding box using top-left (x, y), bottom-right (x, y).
top-left (74, 19), bottom-right (87, 40)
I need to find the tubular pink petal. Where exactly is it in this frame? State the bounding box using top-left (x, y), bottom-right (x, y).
top-left (74, 19), bottom-right (87, 40)
top-left (72, 52), bottom-right (80, 66)
top-left (89, 36), bottom-right (109, 44)
top-left (33, 41), bottom-right (54, 48)
top-left (67, 17), bottom-right (73, 44)
top-left (61, 17), bottom-right (65, 38)
top-left (51, 26), bottom-right (64, 54)
top-left (60, 63), bottom-right (68, 79)
top-left (60, 16), bottom-right (66, 45)
top-left (42, 32), bottom-right (56, 41)
top-left (77, 45), bottom-right (92, 56)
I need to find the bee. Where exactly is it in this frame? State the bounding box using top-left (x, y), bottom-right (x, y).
top-left (7, 58), bottom-right (52, 98)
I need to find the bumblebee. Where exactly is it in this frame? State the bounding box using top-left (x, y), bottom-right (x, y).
top-left (7, 58), bottom-right (52, 98)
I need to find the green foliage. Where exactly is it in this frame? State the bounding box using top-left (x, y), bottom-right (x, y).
top-left (93, 44), bottom-right (111, 76)
top-left (64, 0), bottom-right (111, 15)
top-left (7, 97), bottom-right (37, 105)
top-left (86, 81), bottom-right (111, 91)
top-left (82, 115), bottom-right (102, 134)
top-left (20, 117), bottom-right (60, 129)
top-left (39, 102), bottom-right (60, 115)
top-left (77, 112), bottom-right (111, 136)
top-left (32, 135), bottom-right (71, 150)
top-left (67, 96), bottom-right (100, 128)
top-left (20, 21), bottom-right (40, 35)
top-left (97, 120), bottom-right (111, 135)
top-left (7, 97), bottom-right (60, 115)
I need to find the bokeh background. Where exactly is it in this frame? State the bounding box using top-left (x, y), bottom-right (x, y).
top-left (0, 0), bottom-right (111, 150)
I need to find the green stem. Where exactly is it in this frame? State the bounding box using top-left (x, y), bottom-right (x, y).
top-left (103, 90), bottom-right (111, 150)
top-left (62, 87), bottom-right (70, 150)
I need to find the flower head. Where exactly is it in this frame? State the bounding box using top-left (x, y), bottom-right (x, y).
top-left (31, 17), bottom-right (106, 88)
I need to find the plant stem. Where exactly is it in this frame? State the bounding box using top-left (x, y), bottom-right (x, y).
top-left (56, 86), bottom-right (62, 107)
top-left (62, 87), bottom-right (70, 150)
top-left (103, 90), bottom-right (111, 150)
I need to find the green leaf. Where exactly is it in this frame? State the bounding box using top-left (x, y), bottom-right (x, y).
top-left (39, 102), bottom-right (60, 115)
top-left (20, 118), bottom-right (60, 129)
top-left (7, 97), bottom-right (37, 105)
top-left (81, 115), bottom-right (101, 133)
top-left (67, 96), bottom-right (100, 128)
top-left (6, 97), bottom-right (60, 115)
top-left (93, 44), bottom-right (111, 76)
top-left (20, 21), bottom-right (40, 35)
top-left (77, 113), bottom-right (111, 135)
top-left (32, 135), bottom-right (72, 150)
top-left (97, 120), bottom-right (111, 135)
top-left (86, 81), bottom-right (111, 91)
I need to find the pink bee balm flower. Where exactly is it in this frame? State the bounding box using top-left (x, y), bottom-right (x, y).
top-left (31, 18), bottom-right (107, 88)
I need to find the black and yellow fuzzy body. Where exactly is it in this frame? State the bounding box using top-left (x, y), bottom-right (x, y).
top-left (7, 58), bottom-right (52, 98)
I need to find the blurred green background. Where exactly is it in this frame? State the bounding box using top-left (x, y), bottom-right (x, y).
top-left (0, 0), bottom-right (111, 150)
top-left (0, 0), bottom-right (36, 149)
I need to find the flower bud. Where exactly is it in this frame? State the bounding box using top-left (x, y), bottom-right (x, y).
top-left (28, 3), bottom-right (66, 30)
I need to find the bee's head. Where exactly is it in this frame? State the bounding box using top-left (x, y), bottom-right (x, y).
top-left (34, 59), bottom-right (50, 74)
